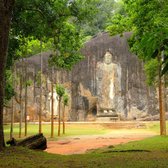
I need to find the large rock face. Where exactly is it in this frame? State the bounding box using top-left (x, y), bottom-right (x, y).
top-left (13, 32), bottom-right (159, 122)
top-left (71, 32), bottom-right (158, 120)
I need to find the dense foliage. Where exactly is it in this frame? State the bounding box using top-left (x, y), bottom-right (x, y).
top-left (107, 0), bottom-right (167, 135)
top-left (144, 59), bottom-right (159, 86)
top-left (63, 94), bottom-right (69, 106)
top-left (107, 0), bottom-right (168, 77)
top-left (4, 70), bottom-right (15, 104)
top-left (56, 84), bottom-right (65, 98)
top-left (10, 0), bottom-right (100, 64)
top-left (5, 0), bottom-right (103, 102)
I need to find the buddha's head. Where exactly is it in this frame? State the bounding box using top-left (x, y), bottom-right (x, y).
top-left (104, 51), bottom-right (112, 64)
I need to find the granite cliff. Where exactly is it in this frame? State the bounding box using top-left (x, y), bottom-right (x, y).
top-left (71, 32), bottom-right (158, 121)
top-left (13, 32), bottom-right (158, 122)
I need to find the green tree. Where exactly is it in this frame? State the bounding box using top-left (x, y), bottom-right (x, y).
top-left (62, 94), bottom-right (69, 134)
top-left (50, 68), bottom-right (55, 138)
top-left (144, 59), bottom-right (159, 86)
top-left (0, 0), bottom-right (103, 148)
top-left (78, 0), bottom-right (116, 36)
top-left (11, 0), bottom-right (101, 68)
top-left (48, 22), bottom-right (84, 70)
top-left (0, 0), bottom-right (15, 149)
top-left (56, 84), bottom-right (65, 136)
top-left (107, 0), bottom-right (168, 135)
top-left (107, 0), bottom-right (168, 74)
top-left (4, 70), bottom-right (15, 105)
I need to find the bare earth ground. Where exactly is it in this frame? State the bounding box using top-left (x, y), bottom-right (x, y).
top-left (46, 129), bottom-right (157, 155)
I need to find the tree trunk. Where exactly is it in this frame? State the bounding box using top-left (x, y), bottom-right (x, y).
top-left (10, 64), bottom-right (15, 139)
top-left (19, 62), bottom-right (23, 138)
top-left (10, 95), bottom-right (14, 139)
top-left (0, 0), bottom-right (15, 149)
top-left (24, 62), bottom-right (28, 136)
top-left (51, 68), bottom-right (54, 138)
top-left (63, 104), bottom-right (65, 134)
top-left (33, 66), bottom-right (36, 104)
top-left (58, 97), bottom-right (61, 136)
top-left (19, 64), bottom-right (23, 138)
top-left (7, 133), bottom-right (47, 150)
top-left (44, 73), bottom-right (48, 112)
top-left (39, 41), bottom-right (43, 134)
top-left (158, 54), bottom-right (166, 135)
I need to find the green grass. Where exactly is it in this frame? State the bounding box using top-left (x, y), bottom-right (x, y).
top-left (1, 136), bottom-right (168, 168)
top-left (4, 121), bottom-right (167, 140)
top-left (113, 136), bottom-right (168, 151)
top-left (4, 123), bottom-right (109, 141)
top-left (147, 121), bottom-right (168, 133)
top-left (90, 136), bottom-right (168, 153)
top-left (147, 121), bottom-right (164, 133)
top-left (4, 121), bottom-right (164, 139)
top-left (2, 122), bottom-right (168, 168)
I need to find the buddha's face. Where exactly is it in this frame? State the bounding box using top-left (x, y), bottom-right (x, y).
top-left (104, 51), bottom-right (112, 64)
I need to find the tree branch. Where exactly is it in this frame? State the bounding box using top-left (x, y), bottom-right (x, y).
top-left (24, 8), bottom-right (46, 19)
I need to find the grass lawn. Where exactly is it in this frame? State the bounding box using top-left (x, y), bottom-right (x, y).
top-left (2, 121), bottom-right (168, 168)
top-left (147, 121), bottom-right (166, 133)
top-left (89, 135), bottom-right (168, 153)
top-left (4, 121), bottom-right (167, 141)
top-left (1, 136), bottom-right (168, 168)
top-left (4, 123), bottom-right (109, 141)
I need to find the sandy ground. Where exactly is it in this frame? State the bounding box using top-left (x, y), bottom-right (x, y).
top-left (45, 129), bottom-right (156, 155)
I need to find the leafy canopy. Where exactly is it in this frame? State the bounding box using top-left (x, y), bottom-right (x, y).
top-left (5, 0), bottom-right (102, 102)
top-left (107, 0), bottom-right (168, 84)
top-left (10, 0), bottom-right (102, 69)
top-left (56, 84), bottom-right (65, 98)
top-left (63, 94), bottom-right (69, 106)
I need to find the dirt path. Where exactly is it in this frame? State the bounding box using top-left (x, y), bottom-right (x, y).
top-left (46, 130), bottom-right (156, 155)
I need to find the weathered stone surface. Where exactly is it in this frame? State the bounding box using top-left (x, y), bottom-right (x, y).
top-left (137, 113), bottom-right (168, 121)
top-left (71, 32), bottom-right (158, 120)
top-left (12, 32), bottom-right (159, 121)
top-left (96, 51), bottom-right (123, 115)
